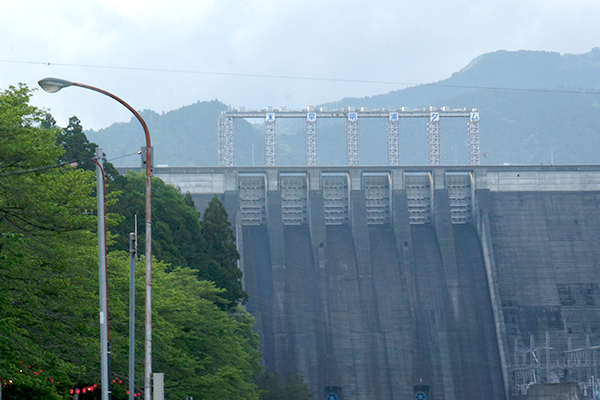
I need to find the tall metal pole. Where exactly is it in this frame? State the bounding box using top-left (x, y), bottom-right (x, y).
top-left (129, 231), bottom-right (136, 400)
top-left (38, 78), bottom-right (153, 400)
top-left (95, 148), bottom-right (110, 400)
top-left (143, 148), bottom-right (152, 400)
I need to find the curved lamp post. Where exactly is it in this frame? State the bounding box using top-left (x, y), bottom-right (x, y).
top-left (38, 78), bottom-right (153, 400)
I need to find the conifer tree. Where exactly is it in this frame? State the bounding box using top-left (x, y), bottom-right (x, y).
top-left (200, 195), bottom-right (248, 309)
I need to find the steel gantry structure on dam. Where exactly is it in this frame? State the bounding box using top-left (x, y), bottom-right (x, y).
top-left (218, 106), bottom-right (480, 167)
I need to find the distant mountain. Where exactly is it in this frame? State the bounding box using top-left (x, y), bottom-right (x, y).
top-left (88, 49), bottom-right (600, 167)
top-left (324, 49), bottom-right (600, 165)
top-left (87, 99), bottom-right (261, 167)
top-left (328, 49), bottom-right (600, 109)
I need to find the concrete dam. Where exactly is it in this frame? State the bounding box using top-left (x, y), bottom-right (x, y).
top-left (154, 165), bottom-right (600, 400)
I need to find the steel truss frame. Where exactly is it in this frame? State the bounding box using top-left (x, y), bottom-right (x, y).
top-left (306, 113), bottom-right (318, 166)
top-left (218, 114), bottom-right (235, 166)
top-left (387, 113), bottom-right (400, 166)
top-left (468, 111), bottom-right (480, 165)
top-left (217, 108), bottom-right (480, 166)
top-left (428, 112), bottom-right (441, 165)
top-left (264, 113), bottom-right (276, 166)
top-left (346, 113), bottom-right (359, 166)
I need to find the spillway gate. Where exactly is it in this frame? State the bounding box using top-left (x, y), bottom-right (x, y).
top-left (235, 169), bottom-right (473, 227)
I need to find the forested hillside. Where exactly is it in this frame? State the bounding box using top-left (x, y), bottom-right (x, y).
top-left (87, 100), bottom-right (262, 167)
top-left (88, 48), bottom-right (600, 166)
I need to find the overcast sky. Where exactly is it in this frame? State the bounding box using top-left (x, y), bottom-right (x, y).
top-left (2, 0), bottom-right (599, 130)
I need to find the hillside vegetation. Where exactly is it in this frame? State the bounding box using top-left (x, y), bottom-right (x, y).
top-left (89, 48), bottom-right (600, 166)
top-left (0, 85), bottom-right (264, 400)
top-left (1, 85), bottom-right (315, 400)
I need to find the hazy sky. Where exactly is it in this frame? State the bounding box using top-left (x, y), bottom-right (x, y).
top-left (2, 0), bottom-right (599, 130)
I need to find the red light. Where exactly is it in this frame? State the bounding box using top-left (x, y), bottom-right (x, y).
top-left (75, 389), bottom-right (80, 394)
top-left (82, 388), bottom-right (87, 393)
top-left (69, 389), bottom-right (74, 395)
top-left (119, 380), bottom-right (122, 384)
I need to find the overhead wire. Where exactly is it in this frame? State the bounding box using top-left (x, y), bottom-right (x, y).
top-left (0, 151), bottom-right (141, 176)
top-left (2, 59), bottom-right (600, 96)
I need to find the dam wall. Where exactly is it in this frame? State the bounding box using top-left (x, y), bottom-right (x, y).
top-left (153, 165), bottom-right (600, 400)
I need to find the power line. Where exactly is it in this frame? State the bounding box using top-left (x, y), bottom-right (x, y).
top-left (0, 152), bottom-right (141, 177)
top-left (108, 151), bottom-right (142, 162)
top-left (2, 59), bottom-right (600, 96)
top-left (0, 59), bottom-right (418, 85)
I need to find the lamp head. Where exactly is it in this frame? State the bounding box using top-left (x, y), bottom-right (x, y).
top-left (38, 77), bottom-right (74, 93)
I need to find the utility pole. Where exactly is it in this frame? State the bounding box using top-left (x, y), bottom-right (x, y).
top-left (129, 229), bottom-right (136, 400)
top-left (96, 147), bottom-right (110, 400)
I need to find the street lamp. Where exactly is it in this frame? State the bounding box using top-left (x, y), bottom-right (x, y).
top-left (38, 78), bottom-right (154, 400)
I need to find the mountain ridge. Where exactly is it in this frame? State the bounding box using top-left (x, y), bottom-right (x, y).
top-left (87, 48), bottom-right (600, 167)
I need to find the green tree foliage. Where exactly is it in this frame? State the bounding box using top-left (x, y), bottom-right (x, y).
top-left (106, 253), bottom-right (262, 400)
top-left (200, 195), bottom-right (248, 309)
top-left (0, 84), bottom-right (100, 398)
top-left (255, 369), bottom-right (315, 400)
top-left (107, 177), bottom-right (247, 309)
top-left (56, 116), bottom-right (97, 168)
top-left (53, 115), bottom-right (121, 180)
top-left (107, 171), bottom-right (207, 271)
top-left (0, 84), bottom-right (262, 399)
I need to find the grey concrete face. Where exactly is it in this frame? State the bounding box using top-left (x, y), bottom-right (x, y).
top-left (149, 165), bottom-right (600, 400)
top-left (479, 190), bottom-right (600, 397)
